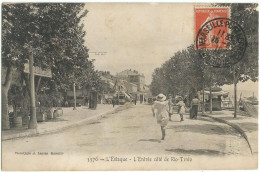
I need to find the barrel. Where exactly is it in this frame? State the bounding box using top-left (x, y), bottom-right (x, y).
top-left (37, 111), bottom-right (47, 122)
top-left (22, 115), bottom-right (30, 126)
top-left (54, 109), bottom-right (63, 118)
top-left (13, 116), bottom-right (22, 128)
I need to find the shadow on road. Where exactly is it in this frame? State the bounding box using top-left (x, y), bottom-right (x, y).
top-left (88, 121), bottom-right (101, 125)
top-left (124, 126), bottom-right (140, 128)
top-left (196, 117), bottom-right (215, 123)
top-left (165, 148), bottom-right (225, 156)
top-left (139, 139), bottom-right (161, 143)
top-left (45, 118), bottom-right (68, 122)
top-left (236, 122), bottom-right (258, 132)
top-left (167, 124), bottom-right (235, 136)
top-left (216, 116), bottom-right (244, 120)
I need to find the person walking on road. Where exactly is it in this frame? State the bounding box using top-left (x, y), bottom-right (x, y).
top-left (183, 95), bottom-right (188, 107)
top-left (112, 98), bottom-right (115, 108)
top-left (167, 94), bottom-right (174, 121)
top-left (190, 95), bottom-right (199, 119)
top-left (152, 94), bottom-right (169, 140)
top-left (177, 97), bottom-right (185, 122)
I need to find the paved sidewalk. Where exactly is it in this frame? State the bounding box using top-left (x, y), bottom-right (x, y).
top-left (2, 104), bottom-right (119, 141)
top-left (203, 110), bottom-right (258, 155)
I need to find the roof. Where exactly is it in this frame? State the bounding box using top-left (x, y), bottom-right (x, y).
top-left (205, 87), bottom-right (222, 92)
top-left (117, 69), bottom-right (140, 76)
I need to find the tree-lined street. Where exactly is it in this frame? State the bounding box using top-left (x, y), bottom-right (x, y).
top-left (2, 104), bottom-right (252, 156)
top-left (1, 3), bottom-right (258, 171)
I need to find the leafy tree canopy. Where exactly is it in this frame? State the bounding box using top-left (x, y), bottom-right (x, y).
top-left (2, 3), bottom-right (101, 90)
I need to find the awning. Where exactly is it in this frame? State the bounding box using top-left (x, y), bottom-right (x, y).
top-left (204, 90), bottom-right (229, 96)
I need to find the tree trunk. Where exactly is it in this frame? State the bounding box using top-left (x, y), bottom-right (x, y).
top-left (21, 73), bottom-right (31, 98)
top-left (2, 66), bottom-right (14, 129)
top-left (73, 82), bottom-right (76, 110)
top-left (2, 87), bottom-right (10, 129)
top-left (210, 84), bottom-right (212, 114)
top-left (36, 76), bottom-right (42, 94)
top-left (173, 91), bottom-right (175, 104)
top-left (202, 81), bottom-right (205, 115)
top-left (234, 82), bottom-right (237, 118)
top-left (28, 53), bottom-right (37, 129)
top-left (233, 67), bottom-right (237, 118)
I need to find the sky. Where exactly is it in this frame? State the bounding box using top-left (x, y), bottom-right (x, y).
top-left (83, 3), bottom-right (258, 98)
top-left (83, 3), bottom-right (195, 84)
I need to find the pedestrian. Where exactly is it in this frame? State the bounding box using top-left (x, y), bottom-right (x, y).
top-left (167, 94), bottom-right (174, 121)
top-left (190, 95), bottom-right (199, 119)
top-left (112, 98), bottom-right (115, 108)
top-left (85, 96), bottom-right (89, 106)
top-left (134, 98), bottom-right (137, 105)
top-left (177, 97), bottom-right (185, 122)
top-left (152, 93), bottom-right (169, 140)
top-left (58, 99), bottom-right (61, 107)
top-left (183, 95), bottom-right (188, 107)
top-left (64, 100), bottom-right (69, 107)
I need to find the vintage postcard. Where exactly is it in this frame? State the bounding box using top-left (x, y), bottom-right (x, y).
top-left (1, 2), bottom-right (258, 171)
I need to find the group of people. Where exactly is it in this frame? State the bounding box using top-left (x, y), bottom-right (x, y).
top-left (152, 93), bottom-right (199, 140)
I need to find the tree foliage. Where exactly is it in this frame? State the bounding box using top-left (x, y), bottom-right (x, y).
top-left (150, 45), bottom-right (204, 97)
top-left (214, 3), bottom-right (258, 82)
top-left (150, 4), bottom-right (258, 98)
top-left (2, 3), bottom-right (102, 129)
top-left (2, 3), bottom-right (101, 90)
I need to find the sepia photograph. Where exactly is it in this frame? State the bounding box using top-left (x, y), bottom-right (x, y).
top-left (1, 1), bottom-right (258, 171)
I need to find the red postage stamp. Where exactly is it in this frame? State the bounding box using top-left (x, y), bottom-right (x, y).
top-left (195, 7), bottom-right (230, 49)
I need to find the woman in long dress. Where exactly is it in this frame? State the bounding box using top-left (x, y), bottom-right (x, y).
top-left (152, 94), bottom-right (169, 140)
top-left (167, 94), bottom-right (174, 121)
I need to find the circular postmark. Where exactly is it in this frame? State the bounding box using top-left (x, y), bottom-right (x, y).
top-left (196, 18), bottom-right (247, 68)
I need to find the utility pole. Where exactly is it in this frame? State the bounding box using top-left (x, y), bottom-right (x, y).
top-left (28, 52), bottom-right (37, 129)
top-left (73, 82), bottom-right (76, 110)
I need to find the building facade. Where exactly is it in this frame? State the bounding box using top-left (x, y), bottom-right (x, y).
top-left (116, 69), bottom-right (145, 92)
